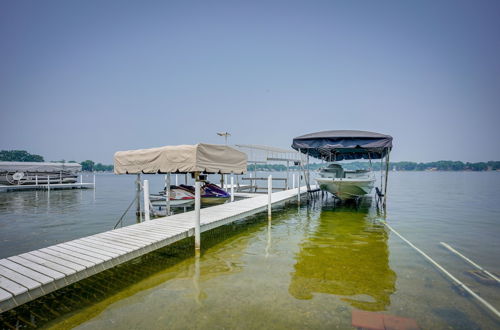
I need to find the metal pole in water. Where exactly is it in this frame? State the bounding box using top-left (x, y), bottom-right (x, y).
top-left (440, 242), bottom-right (500, 283)
top-left (268, 175), bottom-right (272, 217)
top-left (224, 174), bottom-right (228, 191)
top-left (383, 153), bottom-right (390, 210)
top-left (143, 179), bottom-right (150, 221)
top-left (80, 174), bottom-right (83, 184)
top-left (166, 173), bottom-right (171, 216)
top-left (47, 175), bottom-right (50, 191)
top-left (292, 173), bottom-right (295, 189)
top-left (194, 179), bottom-right (201, 250)
top-left (230, 174), bottom-right (234, 202)
top-left (175, 174), bottom-right (178, 186)
top-left (93, 173), bottom-right (96, 187)
top-left (35, 175), bottom-right (38, 186)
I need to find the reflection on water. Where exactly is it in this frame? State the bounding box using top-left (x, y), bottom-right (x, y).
top-left (289, 202), bottom-right (396, 311)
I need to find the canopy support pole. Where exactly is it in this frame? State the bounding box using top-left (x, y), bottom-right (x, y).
top-left (383, 152), bottom-right (390, 210)
top-left (194, 173), bottom-right (201, 250)
top-left (135, 174), bottom-right (141, 220)
top-left (165, 173), bottom-right (171, 216)
top-left (230, 174), bottom-right (234, 202)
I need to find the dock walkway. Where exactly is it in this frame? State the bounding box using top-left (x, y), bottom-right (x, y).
top-left (0, 186), bottom-right (309, 313)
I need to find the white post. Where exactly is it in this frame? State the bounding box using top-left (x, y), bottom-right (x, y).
top-left (166, 173), bottom-right (171, 216)
top-left (230, 174), bottom-right (234, 202)
top-left (143, 179), bottom-right (150, 221)
top-left (224, 174), bottom-right (228, 191)
top-left (286, 160), bottom-right (289, 189)
top-left (175, 174), bottom-right (178, 186)
top-left (47, 175), bottom-right (50, 191)
top-left (268, 175), bottom-right (272, 217)
top-left (93, 173), bottom-right (96, 187)
top-left (35, 175), bottom-right (38, 186)
top-left (297, 174), bottom-right (300, 204)
top-left (80, 174), bottom-right (83, 184)
top-left (194, 180), bottom-right (201, 250)
top-left (292, 173), bottom-right (296, 189)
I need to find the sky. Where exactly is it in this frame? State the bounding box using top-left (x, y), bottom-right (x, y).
top-left (1, 0), bottom-right (499, 164)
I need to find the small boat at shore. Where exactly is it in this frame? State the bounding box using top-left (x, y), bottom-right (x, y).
top-left (150, 185), bottom-right (195, 207)
top-left (180, 182), bottom-right (230, 205)
top-left (316, 163), bottom-right (375, 201)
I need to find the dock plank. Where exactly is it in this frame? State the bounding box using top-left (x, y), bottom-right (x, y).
top-left (0, 265), bottom-right (41, 290)
top-left (0, 259), bottom-right (53, 285)
top-left (0, 276), bottom-right (28, 295)
top-left (7, 256), bottom-right (65, 280)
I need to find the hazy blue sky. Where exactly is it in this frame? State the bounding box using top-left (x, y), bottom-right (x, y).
top-left (1, 0), bottom-right (499, 163)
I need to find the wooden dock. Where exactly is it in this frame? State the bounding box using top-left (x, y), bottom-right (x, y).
top-left (0, 186), bottom-right (310, 313)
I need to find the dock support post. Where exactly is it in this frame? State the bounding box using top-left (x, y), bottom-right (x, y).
top-left (93, 173), bottom-right (96, 187)
top-left (297, 175), bottom-right (300, 205)
top-left (47, 176), bottom-right (50, 191)
top-left (230, 174), bottom-right (234, 202)
top-left (166, 173), bottom-right (171, 216)
top-left (143, 179), bottom-right (150, 221)
top-left (224, 174), bottom-right (228, 191)
top-left (80, 174), bottom-right (83, 184)
top-left (292, 173), bottom-right (295, 189)
top-left (175, 174), bottom-right (178, 186)
top-left (286, 160), bottom-right (289, 189)
top-left (194, 179), bottom-right (201, 250)
top-left (268, 175), bottom-right (272, 217)
top-left (35, 175), bottom-right (38, 186)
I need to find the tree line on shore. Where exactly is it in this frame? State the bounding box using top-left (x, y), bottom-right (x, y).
top-left (2, 150), bottom-right (499, 172)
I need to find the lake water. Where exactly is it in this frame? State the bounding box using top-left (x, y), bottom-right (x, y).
top-left (0, 171), bottom-right (499, 329)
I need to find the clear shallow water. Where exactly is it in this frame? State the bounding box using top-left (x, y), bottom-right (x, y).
top-left (0, 172), bottom-right (499, 329)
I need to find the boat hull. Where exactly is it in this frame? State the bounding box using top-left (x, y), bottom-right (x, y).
top-left (316, 177), bottom-right (375, 201)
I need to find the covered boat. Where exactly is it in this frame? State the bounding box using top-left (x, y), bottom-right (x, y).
top-left (0, 161), bottom-right (81, 185)
top-left (292, 130), bottom-right (393, 202)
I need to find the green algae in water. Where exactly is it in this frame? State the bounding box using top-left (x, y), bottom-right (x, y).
top-left (289, 207), bottom-right (396, 311)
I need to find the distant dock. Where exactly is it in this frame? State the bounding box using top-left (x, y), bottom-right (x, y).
top-left (0, 182), bottom-right (95, 192)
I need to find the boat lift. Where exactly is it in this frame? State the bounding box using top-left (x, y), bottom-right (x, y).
top-left (113, 143), bottom-right (247, 250)
top-left (291, 130), bottom-right (393, 210)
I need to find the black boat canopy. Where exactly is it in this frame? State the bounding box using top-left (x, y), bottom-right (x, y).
top-left (291, 130), bottom-right (393, 161)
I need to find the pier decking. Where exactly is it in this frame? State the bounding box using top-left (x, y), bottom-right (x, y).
top-left (0, 186), bottom-right (309, 313)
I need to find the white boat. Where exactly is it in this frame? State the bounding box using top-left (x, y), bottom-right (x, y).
top-left (315, 163), bottom-right (375, 201)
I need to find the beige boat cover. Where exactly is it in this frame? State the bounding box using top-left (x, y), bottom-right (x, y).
top-left (114, 143), bottom-right (247, 174)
